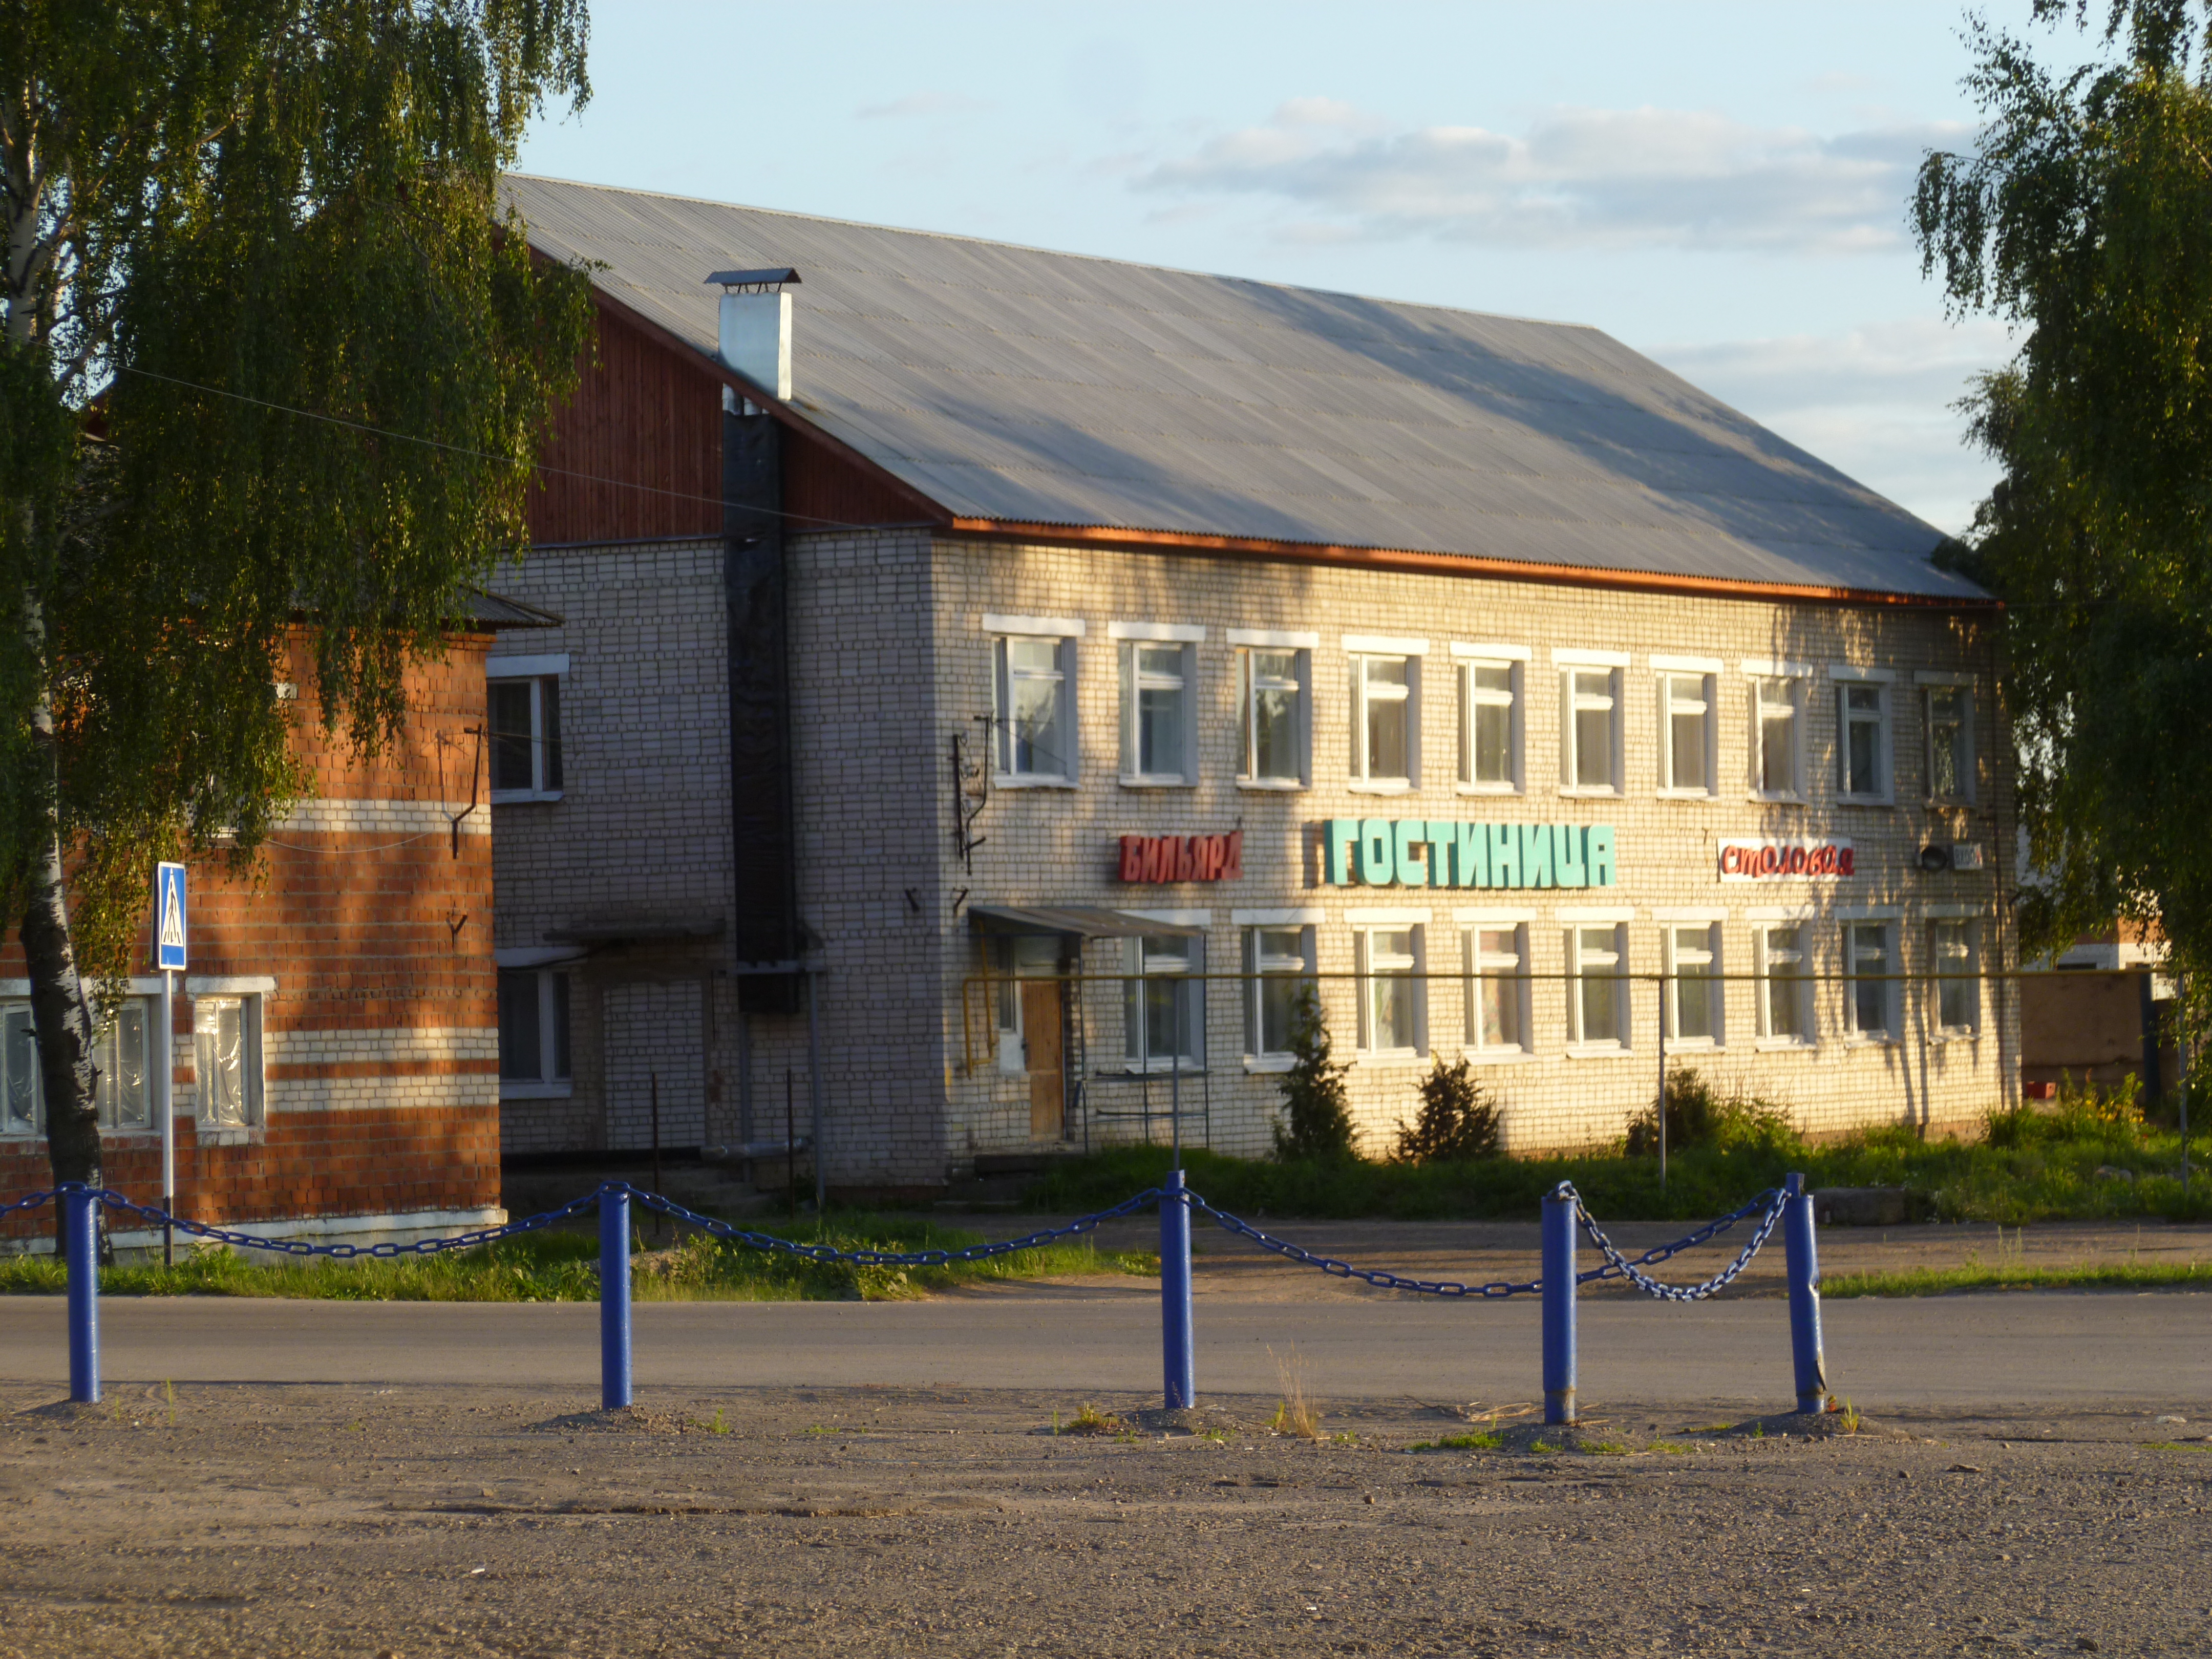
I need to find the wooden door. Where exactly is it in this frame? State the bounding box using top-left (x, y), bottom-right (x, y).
top-left (1022, 980), bottom-right (1065, 1140)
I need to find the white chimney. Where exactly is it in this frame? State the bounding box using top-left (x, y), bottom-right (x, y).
top-left (705, 267), bottom-right (800, 401)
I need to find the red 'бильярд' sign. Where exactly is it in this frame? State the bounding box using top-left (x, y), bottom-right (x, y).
top-left (1118, 832), bottom-right (1243, 883)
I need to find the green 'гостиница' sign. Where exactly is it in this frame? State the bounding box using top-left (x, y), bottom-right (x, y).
top-left (1323, 818), bottom-right (1617, 889)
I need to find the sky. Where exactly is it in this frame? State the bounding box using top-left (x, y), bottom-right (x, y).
top-left (514, 1), bottom-right (2081, 537)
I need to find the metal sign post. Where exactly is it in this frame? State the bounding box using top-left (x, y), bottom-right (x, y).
top-left (154, 863), bottom-right (187, 1268)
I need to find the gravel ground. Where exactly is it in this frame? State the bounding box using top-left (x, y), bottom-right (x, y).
top-left (1, 1378), bottom-right (2205, 1657)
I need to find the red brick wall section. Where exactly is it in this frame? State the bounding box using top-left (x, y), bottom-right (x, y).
top-left (1, 628), bottom-right (502, 1236)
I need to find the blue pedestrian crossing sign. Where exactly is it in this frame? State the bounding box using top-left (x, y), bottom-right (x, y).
top-left (154, 863), bottom-right (187, 971)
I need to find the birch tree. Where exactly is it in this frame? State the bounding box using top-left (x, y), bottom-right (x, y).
top-left (0, 1), bottom-right (593, 1209)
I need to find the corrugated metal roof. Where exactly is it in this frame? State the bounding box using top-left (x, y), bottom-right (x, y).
top-left (503, 174), bottom-right (1985, 602)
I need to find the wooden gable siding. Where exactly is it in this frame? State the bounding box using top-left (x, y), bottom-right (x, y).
top-left (526, 302), bottom-right (722, 545)
top-left (784, 423), bottom-right (935, 533)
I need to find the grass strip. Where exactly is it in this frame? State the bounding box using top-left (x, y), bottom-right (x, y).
top-left (1821, 1259), bottom-right (2212, 1298)
top-left (0, 1219), bottom-right (1156, 1303)
top-left (1019, 1127), bottom-right (2212, 1226)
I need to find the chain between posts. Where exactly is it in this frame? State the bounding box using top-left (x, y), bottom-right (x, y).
top-left (7, 1181), bottom-right (1781, 1299)
top-left (1563, 1182), bottom-right (1789, 1301)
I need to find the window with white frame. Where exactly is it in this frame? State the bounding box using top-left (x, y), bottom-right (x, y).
top-left (1844, 922), bottom-right (1896, 1040)
top-left (193, 994), bottom-right (264, 1128)
top-left (1665, 923), bottom-right (1722, 1047)
top-left (1356, 925), bottom-right (1424, 1057)
top-left (1464, 923), bottom-right (1531, 1054)
top-left (1455, 648), bottom-right (1524, 792)
top-left (988, 620), bottom-right (1082, 783)
top-left (1656, 663), bottom-right (1718, 796)
top-left (1557, 655), bottom-right (1625, 793)
top-left (1231, 631), bottom-right (1313, 786)
top-left (1125, 933), bottom-right (1204, 1071)
top-left (1931, 918), bottom-right (1980, 1035)
top-left (1834, 673), bottom-right (1892, 801)
top-left (488, 672), bottom-right (564, 800)
top-left (1, 998), bottom-right (155, 1134)
top-left (1566, 923), bottom-right (1629, 1049)
top-left (1925, 683), bottom-right (1974, 803)
top-left (1243, 924), bottom-right (1315, 1064)
top-left (1348, 644), bottom-right (1420, 789)
top-left (1755, 924), bottom-right (1815, 1044)
top-left (1746, 665), bottom-right (1808, 799)
top-left (499, 969), bottom-right (573, 1087)
top-left (1113, 623), bottom-right (1202, 784)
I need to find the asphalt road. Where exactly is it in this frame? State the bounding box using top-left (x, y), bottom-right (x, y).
top-left (3, 1289), bottom-right (2204, 1412)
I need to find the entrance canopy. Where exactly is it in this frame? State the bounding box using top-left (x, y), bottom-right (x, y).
top-left (966, 904), bottom-right (1203, 940)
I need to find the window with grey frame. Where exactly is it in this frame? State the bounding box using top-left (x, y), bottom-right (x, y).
top-left (193, 994), bottom-right (263, 1128)
top-left (1357, 926), bottom-right (1424, 1056)
top-left (1243, 926), bottom-right (1314, 1062)
top-left (1751, 676), bottom-right (1803, 798)
top-left (499, 969), bottom-right (573, 1086)
top-left (993, 634), bottom-right (1075, 781)
top-left (1125, 934), bottom-right (1203, 1072)
top-left (488, 676), bottom-right (563, 799)
top-left (2, 998), bottom-right (154, 1134)
top-left (1666, 924), bottom-right (1722, 1046)
top-left (1926, 685), bottom-right (1974, 802)
top-left (1836, 682), bottom-right (1890, 800)
top-left (1566, 924), bottom-right (1629, 1049)
top-left (1458, 660), bottom-right (1520, 790)
top-left (1464, 924), bottom-right (1530, 1054)
top-left (1844, 923), bottom-right (1896, 1040)
top-left (1350, 655), bottom-right (1414, 787)
top-left (1561, 667), bottom-right (1622, 792)
top-left (1756, 924), bottom-right (1815, 1043)
top-left (1237, 647), bottom-right (1306, 785)
top-left (1931, 920), bottom-right (1980, 1034)
top-left (1120, 641), bottom-right (1193, 783)
top-left (1658, 672), bottom-right (1715, 794)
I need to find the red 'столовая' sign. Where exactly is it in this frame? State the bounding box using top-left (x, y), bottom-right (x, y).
top-left (1716, 838), bottom-right (1855, 881)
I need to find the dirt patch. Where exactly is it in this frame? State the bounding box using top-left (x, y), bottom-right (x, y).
top-left (0, 1382), bottom-right (2202, 1658)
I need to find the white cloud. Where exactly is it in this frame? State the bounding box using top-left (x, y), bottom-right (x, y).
top-left (1649, 318), bottom-right (2014, 534)
top-left (1140, 102), bottom-right (1975, 255)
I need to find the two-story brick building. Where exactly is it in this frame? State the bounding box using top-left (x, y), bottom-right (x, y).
top-left (492, 174), bottom-right (2015, 1197)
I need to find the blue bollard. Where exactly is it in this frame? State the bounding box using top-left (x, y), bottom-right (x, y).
top-left (600, 1186), bottom-right (632, 1411)
top-left (1782, 1171), bottom-right (1828, 1413)
top-left (1541, 1184), bottom-right (1576, 1426)
top-left (65, 1184), bottom-right (99, 1405)
top-left (1160, 1168), bottom-right (1196, 1411)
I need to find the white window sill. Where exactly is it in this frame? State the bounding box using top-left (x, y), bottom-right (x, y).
top-left (1655, 788), bottom-right (1719, 802)
top-left (1924, 796), bottom-right (1976, 810)
top-left (1665, 1037), bottom-right (1720, 1052)
top-left (1242, 1055), bottom-right (1296, 1074)
top-left (1463, 1047), bottom-right (1537, 1064)
top-left (1930, 1029), bottom-right (1981, 1045)
top-left (1558, 784), bottom-right (1622, 799)
top-left (196, 1125), bottom-right (260, 1146)
top-left (1564, 1043), bottom-right (1635, 1060)
top-left (1754, 1036), bottom-right (1818, 1053)
top-left (1346, 779), bottom-right (1415, 795)
top-left (1746, 792), bottom-right (1806, 806)
top-left (1118, 775), bottom-right (1197, 790)
top-left (1843, 1033), bottom-right (1898, 1048)
top-left (994, 774), bottom-right (1079, 790)
top-left (1355, 1049), bottom-right (1428, 1066)
top-left (500, 1080), bottom-right (575, 1100)
top-left (1120, 1066), bottom-right (1207, 1078)
top-left (1454, 781), bottom-right (1521, 797)
top-left (1836, 796), bottom-right (1896, 810)
top-left (491, 790), bottom-right (564, 806)
top-left (1235, 777), bottom-right (1307, 792)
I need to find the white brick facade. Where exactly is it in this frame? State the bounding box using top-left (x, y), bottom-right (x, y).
top-left (492, 528), bottom-right (2013, 1187)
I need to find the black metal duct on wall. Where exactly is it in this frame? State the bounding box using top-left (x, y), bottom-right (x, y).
top-left (724, 396), bottom-right (802, 1015)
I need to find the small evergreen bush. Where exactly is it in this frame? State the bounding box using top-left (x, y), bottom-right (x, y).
top-left (1392, 1055), bottom-right (1502, 1164)
top-left (1627, 1065), bottom-right (1796, 1155)
top-left (1272, 985), bottom-right (1358, 1162)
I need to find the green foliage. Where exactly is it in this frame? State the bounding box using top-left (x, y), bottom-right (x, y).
top-left (1272, 985), bottom-right (1358, 1163)
top-left (0, 2), bottom-right (597, 1169)
top-left (1024, 1106), bottom-right (2212, 1226)
top-left (0, 1217), bottom-right (1153, 1301)
top-left (1913, 2), bottom-right (2212, 980)
top-left (1626, 1066), bottom-right (1798, 1157)
top-left (1986, 1071), bottom-right (2146, 1149)
top-left (1392, 1055), bottom-right (1502, 1164)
